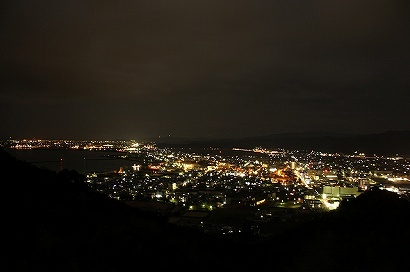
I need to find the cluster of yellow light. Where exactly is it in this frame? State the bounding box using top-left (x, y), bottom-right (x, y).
top-left (323, 200), bottom-right (339, 210)
top-left (385, 187), bottom-right (400, 193)
top-left (321, 197), bottom-right (340, 210)
top-left (182, 163), bottom-right (195, 170)
top-left (387, 177), bottom-right (409, 183)
top-left (255, 199), bottom-right (266, 205)
top-left (13, 144), bottom-right (33, 149)
top-left (148, 164), bottom-right (162, 170)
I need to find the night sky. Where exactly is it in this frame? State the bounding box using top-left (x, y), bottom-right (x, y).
top-left (1, 1), bottom-right (409, 140)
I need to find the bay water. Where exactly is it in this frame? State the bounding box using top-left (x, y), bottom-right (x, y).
top-left (5, 148), bottom-right (130, 174)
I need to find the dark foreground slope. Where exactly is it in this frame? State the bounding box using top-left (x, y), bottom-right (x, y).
top-left (1, 147), bottom-right (410, 272)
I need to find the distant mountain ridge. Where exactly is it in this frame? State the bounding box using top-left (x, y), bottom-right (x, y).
top-left (156, 130), bottom-right (410, 156)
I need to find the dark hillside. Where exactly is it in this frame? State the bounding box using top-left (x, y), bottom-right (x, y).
top-left (291, 188), bottom-right (410, 271)
top-left (0, 147), bottom-right (238, 271)
top-left (1, 147), bottom-right (409, 271)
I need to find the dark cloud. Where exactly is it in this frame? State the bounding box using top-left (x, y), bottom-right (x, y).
top-left (1, 0), bottom-right (409, 139)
